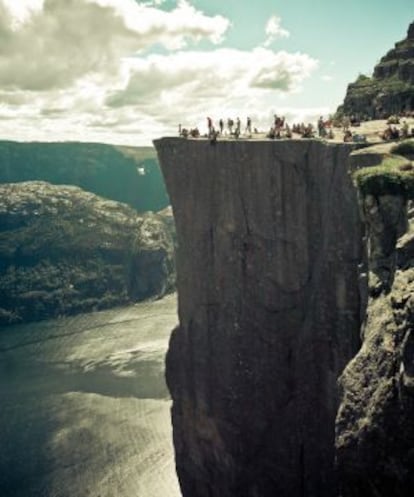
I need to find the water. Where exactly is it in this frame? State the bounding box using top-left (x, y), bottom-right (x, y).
top-left (0, 294), bottom-right (181, 497)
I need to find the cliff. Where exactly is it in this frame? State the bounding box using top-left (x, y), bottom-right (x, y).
top-left (335, 144), bottom-right (414, 496)
top-left (0, 140), bottom-right (169, 213)
top-left (154, 138), bottom-right (364, 497)
top-left (337, 21), bottom-right (414, 119)
top-left (0, 181), bottom-right (175, 325)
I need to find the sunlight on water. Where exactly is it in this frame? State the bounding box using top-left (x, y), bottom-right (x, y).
top-left (0, 294), bottom-right (181, 497)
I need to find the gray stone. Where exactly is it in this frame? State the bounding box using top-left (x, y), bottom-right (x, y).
top-left (155, 138), bottom-right (363, 497)
top-left (336, 195), bottom-right (414, 497)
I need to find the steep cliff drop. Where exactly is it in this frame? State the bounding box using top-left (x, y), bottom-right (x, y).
top-left (154, 138), bottom-right (364, 497)
top-left (336, 145), bottom-right (414, 497)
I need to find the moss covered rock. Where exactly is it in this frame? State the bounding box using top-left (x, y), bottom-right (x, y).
top-left (351, 143), bottom-right (414, 198)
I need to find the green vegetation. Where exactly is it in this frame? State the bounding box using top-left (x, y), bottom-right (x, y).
top-left (391, 140), bottom-right (414, 158)
top-left (381, 76), bottom-right (412, 94)
top-left (353, 154), bottom-right (414, 197)
top-left (0, 182), bottom-right (175, 326)
top-left (355, 74), bottom-right (374, 86)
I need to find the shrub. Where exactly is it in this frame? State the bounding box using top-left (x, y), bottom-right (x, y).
top-left (391, 140), bottom-right (414, 159)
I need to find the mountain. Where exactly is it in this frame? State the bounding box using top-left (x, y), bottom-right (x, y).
top-left (0, 141), bottom-right (169, 213)
top-left (336, 21), bottom-right (414, 119)
top-left (0, 181), bottom-right (175, 326)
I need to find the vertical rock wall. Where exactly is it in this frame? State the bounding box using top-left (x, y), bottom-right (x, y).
top-left (336, 193), bottom-right (414, 497)
top-left (154, 138), bottom-right (363, 497)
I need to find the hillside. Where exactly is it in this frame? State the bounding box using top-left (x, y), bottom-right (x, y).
top-left (0, 141), bottom-right (169, 213)
top-left (337, 21), bottom-right (414, 119)
top-left (0, 181), bottom-right (175, 325)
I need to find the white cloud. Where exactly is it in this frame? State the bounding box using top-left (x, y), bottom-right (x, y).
top-left (0, 1), bottom-right (322, 145)
top-left (321, 75), bottom-right (334, 82)
top-left (263, 15), bottom-right (290, 47)
top-left (90, 0), bottom-right (230, 48)
top-left (107, 48), bottom-right (318, 107)
top-left (0, 0), bottom-right (230, 91)
top-left (0, 0), bottom-right (44, 28)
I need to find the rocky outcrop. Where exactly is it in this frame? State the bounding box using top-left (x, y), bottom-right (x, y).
top-left (0, 140), bottom-right (169, 213)
top-left (0, 181), bottom-right (175, 325)
top-left (336, 148), bottom-right (414, 497)
top-left (337, 21), bottom-right (414, 119)
top-left (155, 138), bottom-right (364, 497)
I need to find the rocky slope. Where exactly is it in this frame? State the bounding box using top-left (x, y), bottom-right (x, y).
top-left (0, 181), bottom-right (175, 325)
top-left (155, 138), bottom-right (364, 497)
top-left (337, 21), bottom-right (414, 119)
top-left (336, 144), bottom-right (414, 496)
top-left (0, 140), bottom-right (169, 213)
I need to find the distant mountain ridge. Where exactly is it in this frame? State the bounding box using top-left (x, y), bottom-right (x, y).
top-left (0, 140), bottom-right (169, 213)
top-left (337, 21), bottom-right (414, 119)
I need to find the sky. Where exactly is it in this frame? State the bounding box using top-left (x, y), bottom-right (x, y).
top-left (0, 0), bottom-right (412, 146)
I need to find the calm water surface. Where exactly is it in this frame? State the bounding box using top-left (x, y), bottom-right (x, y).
top-left (0, 294), bottom-right (181, 497)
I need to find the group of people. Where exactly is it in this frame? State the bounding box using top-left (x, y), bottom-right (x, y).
top-left (178, 112), bottom-right (414, 143)
top-left (207, 116), bottom-right (253, 138)
top-left (379, 120), bottom-right (412, 141)
top-left (179, 117), bottom-right (255, 140)
top-left (179, 115), bottom-right (338, 141)
top-left (267, 116), bottom-right (336, 140)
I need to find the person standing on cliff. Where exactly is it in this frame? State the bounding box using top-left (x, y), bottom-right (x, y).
top-left (227, 118), bottom-right (234, 135)
top-left (207, 117), bottom-right (213, 136)
top-left (235, 117), bottom-right (241, 137)
top-left (246, 117), bottom-right (252, 135)
top-left (219, 119), bottom-right (224, 135)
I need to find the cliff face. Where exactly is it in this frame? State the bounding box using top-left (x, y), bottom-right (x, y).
top-left (337, 21), bottom-right (414, 118)
top-left (0, 181), bottom-right (175, 325)
top-left (154, 138), bottom-right (364, 497)
top-left (336, 147), bottom-right (414, 496)
top-left (0, 141), bottom-right (169, 213)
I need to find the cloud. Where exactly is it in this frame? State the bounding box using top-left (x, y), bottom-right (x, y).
top-left (321, 75), bottom-right (334, 82)
top-left (250, 50), bottom-right (317, 90)
top-left (106, 48), bottom-right (318, 108)
top-left (263, 15), bottom-right (290, 47)
top-left (91, 0), bottom-right (230, 47)
top-left (0, 0), bottom-right (230, 91)
top-left (0, 0), bottom-right (44, 27)
top-left (0, 1), bottom-right (321, 145)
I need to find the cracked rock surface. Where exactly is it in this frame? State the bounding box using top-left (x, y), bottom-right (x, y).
top-left (155, 138), bottom-right (363, 497)
top-left (336, 195), bottom-right (414, 497)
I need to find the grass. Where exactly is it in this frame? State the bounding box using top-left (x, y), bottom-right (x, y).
top-left (354, 74), bottom-right (375, 86)
top-left (353, 154), bottom-right (414, 197)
